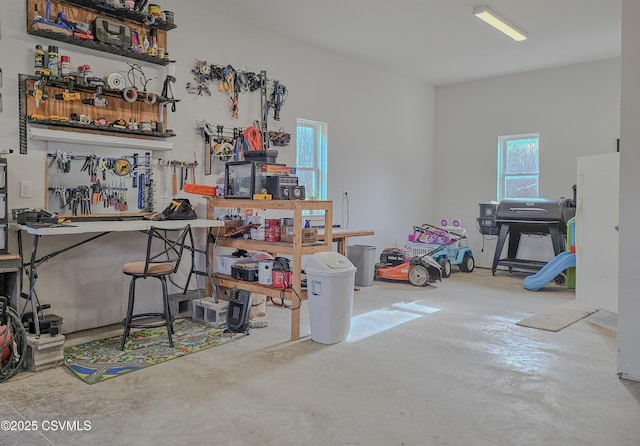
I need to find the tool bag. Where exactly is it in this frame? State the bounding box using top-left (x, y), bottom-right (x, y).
top-left (162, 198), bottom-right (197, 220)
top-left (93, 16), bottom-right (131, 48)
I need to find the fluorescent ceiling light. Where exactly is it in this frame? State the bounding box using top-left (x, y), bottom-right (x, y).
top-left (28, 126), bottom-right (173, 151)
top-left (473, 5), bottom-right (527, 42)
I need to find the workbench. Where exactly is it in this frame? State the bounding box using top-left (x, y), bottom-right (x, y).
top-left (317, 228), bottom-right (375, 256)
top-left (12, 219), bottom-right (223, 337)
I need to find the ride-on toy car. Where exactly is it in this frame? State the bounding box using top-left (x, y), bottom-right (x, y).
top-left (409, 224), bottom-right (475, 278)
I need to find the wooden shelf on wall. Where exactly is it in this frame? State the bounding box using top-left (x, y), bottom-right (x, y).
top-left (54, 0), bottom-right (177, 31)
top-left (19, 73), bottom-right (176, 153)
top-left (27, 29), bottom-right (174, 66)
top-left (26, 0), bottom-right (175, 66)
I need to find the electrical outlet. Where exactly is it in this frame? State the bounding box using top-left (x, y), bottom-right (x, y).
top-left (20, 180), bottom-right (33, 198)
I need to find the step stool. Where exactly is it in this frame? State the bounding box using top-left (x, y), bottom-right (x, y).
top-left (192, 298), bottom-right (228, 329)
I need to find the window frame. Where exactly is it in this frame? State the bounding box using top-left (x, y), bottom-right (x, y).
top-left (497, 132), bottom-right (540, 201)
top-left (296, 118), bottom-right (327, 214)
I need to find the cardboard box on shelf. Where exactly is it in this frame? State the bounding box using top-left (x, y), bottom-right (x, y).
top-left (280, 227), bottom-right (318, 243)
top-left (221, 220), bottom-right (243, 237)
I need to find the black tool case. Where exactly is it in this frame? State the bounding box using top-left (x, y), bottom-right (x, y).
top-left (231, 262), bottom-right (259, 281)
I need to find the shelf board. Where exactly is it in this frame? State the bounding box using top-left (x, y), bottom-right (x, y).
top-left (57, 0), bottom-right (177, 31)
top-left (28, 120), bottom-right (175, 139)
top-left (27, 29), bottom-right (174, 66)
top-left (215, 274), bottom-right (308, 301)
top-left (215, 237), bottom-right (328, 255)
top-left (206, 197), bottom-right (333, 212)
top-left (24, 74), bottom-right (179, 104)
top-left (28, 125), bottom-right (174, 151)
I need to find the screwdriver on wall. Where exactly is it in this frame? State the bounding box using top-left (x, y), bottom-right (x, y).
top-left (172, 161), bottom-right (177, 195)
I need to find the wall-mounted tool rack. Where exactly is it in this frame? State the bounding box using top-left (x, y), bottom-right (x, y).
top-left (26, 0), bottom-right (176, 66)
top-left (196, 121), bottom-right (276, 175)
top-left (19, 73), bottom-right (177, 154)
top-left (188, 64), bottom-right (290, 150)
top-left (46, 150), bottom-right (155, 215)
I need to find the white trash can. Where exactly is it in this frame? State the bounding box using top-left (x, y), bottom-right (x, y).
top-left (305, 251), bottom-right (357, 344)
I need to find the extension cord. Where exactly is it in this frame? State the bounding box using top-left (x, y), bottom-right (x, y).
top-left (251, 320), bottom-right (270, 329)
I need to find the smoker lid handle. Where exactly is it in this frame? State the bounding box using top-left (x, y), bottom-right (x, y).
top-left (509, 207), bottom-right (548, 213)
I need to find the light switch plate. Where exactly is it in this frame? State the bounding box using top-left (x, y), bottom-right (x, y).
top-left (20, 181), bottom-right (33, 198)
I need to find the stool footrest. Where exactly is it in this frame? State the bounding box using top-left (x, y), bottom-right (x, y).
top-left (124, 312), bottom-right (174, 330)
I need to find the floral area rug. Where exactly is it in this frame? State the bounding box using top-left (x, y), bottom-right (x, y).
top-left (64, 319), bottom-right (244, 384)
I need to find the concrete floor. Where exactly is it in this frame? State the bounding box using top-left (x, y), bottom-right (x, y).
top-left (1, 268), bottom-right (640, 446)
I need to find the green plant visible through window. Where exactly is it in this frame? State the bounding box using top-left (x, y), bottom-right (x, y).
top-left (296, 118), bottom-right (327, 213)
top-left (498, 133), bottom-right (539, 200)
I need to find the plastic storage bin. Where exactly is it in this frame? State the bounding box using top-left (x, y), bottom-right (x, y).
top-left (305, 252), bottom-right (356, 344)
top-left (347, 245), bottom-right (376, 287)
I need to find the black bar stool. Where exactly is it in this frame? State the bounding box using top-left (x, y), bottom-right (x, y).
top-left (120, 225), bottom-right (191, 351)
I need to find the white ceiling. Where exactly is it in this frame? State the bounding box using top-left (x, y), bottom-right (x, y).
top-left (210, 0), bottom-right (621, 86)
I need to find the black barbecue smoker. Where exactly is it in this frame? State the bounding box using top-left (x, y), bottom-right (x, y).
top-left (487, 197), bottom-right (576, 275)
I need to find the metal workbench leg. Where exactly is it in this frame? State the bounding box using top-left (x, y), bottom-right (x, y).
top-left (27, 234), bottom-right (41, 338)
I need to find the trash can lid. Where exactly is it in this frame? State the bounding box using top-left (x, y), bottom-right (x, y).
top-left (306, 251), bottom-right (356, 273)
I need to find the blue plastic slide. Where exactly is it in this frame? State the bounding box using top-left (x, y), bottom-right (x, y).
top-left (523, 251), bottom-right (576, 291)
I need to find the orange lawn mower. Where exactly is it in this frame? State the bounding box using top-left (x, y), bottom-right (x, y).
top-left (375, 226), bottom-right (473, 286)
top-left (375, 244), bottom-right (445, 287)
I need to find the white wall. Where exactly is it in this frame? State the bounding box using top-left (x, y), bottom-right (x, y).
top-left (434, 59), bottom-right (621, 268)
top-left (0, 1), bottom-right (435, 332)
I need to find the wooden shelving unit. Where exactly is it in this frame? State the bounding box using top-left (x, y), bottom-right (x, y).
top-left (206, 197), bottom-right (333, 340)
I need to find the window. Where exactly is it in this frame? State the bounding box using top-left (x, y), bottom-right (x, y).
top-left (296, 119), bottom-right (327, 210)
top-left (498, 133), bottom-right (539, 200)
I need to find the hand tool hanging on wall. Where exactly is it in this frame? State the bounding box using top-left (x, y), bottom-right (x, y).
top-left (161, 62), bottom-right (177, 113)
top-left (82, 86), bottom-right (108, 107)
top-left (230, 93), bottom-right (239, 119)
top-left (199, 122), bottom-right (215, 176)
top-left (158, 158), bottom-right (169, 198)
top-left (172, 161), bottom-right (177, 195)
top-left (132, 153), bottom-right (138, 188)
top-left (28, 78), bottom-right (49, 107)
top-left (145, 152), bottom-right (152, 212)
top-left (190, 156), bottom-right (197, 184)
top-left (218, 65), bottom-right (235, 93)
top-left (114, 157), bottom-right (132, 176)
top-left (138, 173), bottom-right (145, 209)
top-left (269, 80), bottom-right (287, 121)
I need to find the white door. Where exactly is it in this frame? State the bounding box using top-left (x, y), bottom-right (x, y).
top-left (576, 153), bottom-right (619, 313)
